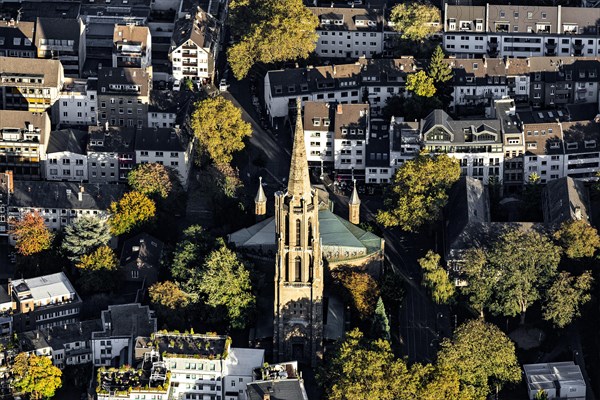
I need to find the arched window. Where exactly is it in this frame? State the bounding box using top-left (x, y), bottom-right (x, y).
top-left (285, 254), bottom-right (290, 282)
top-left (308, 220), bottom-right (312, 244)
top-left (285, 216), bottom-right (290, 246)
top-left (308, 256), bottom-right (313, 281)
top-left (295, 220), bottom-right (301, 246)
top-left (295, 256), bottom-right (302, 282)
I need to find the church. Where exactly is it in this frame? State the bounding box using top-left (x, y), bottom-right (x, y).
top-left (229, 100), bottom-right (384, 367)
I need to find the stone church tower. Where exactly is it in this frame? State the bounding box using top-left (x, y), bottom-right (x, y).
top-left (348, 179), bottom-right (361, 225)
top-left (273, 99), bottom-right (323, 367)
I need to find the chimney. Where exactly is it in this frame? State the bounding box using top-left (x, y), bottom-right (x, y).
top-left (6, 170), bottom-right (13, 194)
top-left (504, 56), bottom-right (510, 69)
top-left (527, 58), bottom-right (531, 67)
top-left (483, 56), bottom-right (487, 68)
top-left (336, 104), bottom-right (343, 114)
top-left (104, 121), bottom-right (109, 131)
top-left (333, 65), bottom-right (337, 76)
top-left (575, 205), bottom-right (582, 220)
top-left (78, 186), bottom-right (84, 202)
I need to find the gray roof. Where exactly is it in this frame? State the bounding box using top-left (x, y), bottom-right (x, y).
top-left (120, 233), bottom-right (163, 270)
top-left (171, 9), bottom-right (218, 50)
top-left (43, 319), bottom-right (102, 349)
top-left (35, 17), bottom-right (81, 46)
top-left (543, 177), bottom-right (590, 224)
top-left (332, 103), bottom-right (369, 140)
top-left (0, 20), bottom-right (35, 52)
top-left (12, 272), bottom-right (78, 302)
top-left (93, 303), bottom-right (156, 339)
top-left (310, 6), bottom-right (384, 31)
top-left (87, 126), bottom-right (136, 153)
top-left (421, 110), bottom-right (502, 145)
top-left (247, 379), bottom-right (309, 400)
top-left (0, 285), bottom-right (10, 305)
top-left (47, 129), bottom-right (88, 154)
top-left (0, 56), bottom-right (62, 88)
top-left (135, 127), bottom-right (188, 152)
top-left (366, 118), bottom-right (391, 167)
top-left (20, 1), bottom-right (81, 21)
top-left (97, 67), bottom-right (150, 97)
top-left (255, 177), bottom-right (267, 203)
top-left (11, 181), bottom-right (127, 210)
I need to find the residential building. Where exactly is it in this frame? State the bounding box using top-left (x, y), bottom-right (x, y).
top-left (331, 103), bottom-right (369, 181)
top-left (43, 320), bottom-right (102, 369)
top-left (120, 233), bottom-right (164, 285)
top-left (310, 6), bottom-right (385, 59)
top-left (148, 90), bottom-right (180, 128)
top-left (0, 20), bottom-right (36, 58)
top-left (8, 272), bottom-right (81, 332)
top-left (91, 303), bottom-right (157, 367)
top-left (562, 104), bottom-right (600, 180)
top-left (0, 286), bottom-right (12, 335)
top-left (246, 362), bottom-right (309, 400)
top-left (0, 57), bottom-right (63, 112)
top-left (35, 17), bottom-right (86, 77)
top-left (421, 110), bottom-right (504, 184)
top-left (45, 129), bottom-right (88, 182)
top-left (113, 24), bottom-right (152, 69)
top-left (97, 66), bottom-right (151, 128)
top-left (135, 126), bottom-right (193, 187)
top-left (224, 347), bottom-right (265, 400)
top-left (522, 118), bottom-right (564, 183)
top-left (0, 110), bottom-right (50, 179)
top-left (87, 125), bottom-right (136, 183)
top-left (56, 77), bottom-right (98, 127)
top-left (304, 102), bottom-right (334, 172)
top-left (169, 8), bottom-right (220, 85)
top-left (7, 180), bottom-right (127, 232)
top-left (543, 177), bottom-right (591, 225)
top-left (361, 58), bottom-right (416, 116)
top-left (524, 362), bottom-right (585, 400)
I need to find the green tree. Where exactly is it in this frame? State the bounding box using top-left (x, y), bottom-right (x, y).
top-left (149, 280), bottom-right (192, 309)
top-left (543, 271), bottom-right (593, 328)
top-left (428, 46), bottom-right (453, 85)
top-left (128, 163), bottom-right (180, 199)
top-left (227, 0), bottom-right (319, 79)
top-left (377, 152), bottom-right (461, 231)
top-left (12, 353), bottom-right (62, 400)
top-left (534, 390), bottom-right (549, 400)
top-left (406, 71), bottom-right (436, 97)
top-left (9, 212), bottom-right (53, 256)
top-left (191, 97), bottom-right (252, 165)
top-left (389, 1), bottom-right (441, 42)
top-left (461, 248), bottom-right (496, 318)
top-left (332, 268), bottom-right (380, 319)
top-left (182, 77), bottom-right (194, 91)
top-left (197, 245), bottom-right (255, 329)
top-left (108, 191), bottom-right (156, 236)
top-left (437, 319), bottom-right (521, 398)
top-left (489, 229), bottom-right (561, 324)
top-left (554, 219), bottom-right (600, 259)
top-left (171, 225), bottom-right (215, 285)
top-left (371, 297), bottom-right (391, 341)
top-left (76, 245), bottom-right (119, 293)
top-left (419, 251), bottom-right (455, 304)
top-left (61, 216), bottom-right (111, 261)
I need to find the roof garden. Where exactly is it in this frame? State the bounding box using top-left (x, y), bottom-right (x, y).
top-left (96, 364), bottom-right (170, 396)
top-left (150, 332), bottom-right (231, 360)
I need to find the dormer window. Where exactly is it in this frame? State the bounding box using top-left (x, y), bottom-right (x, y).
top-left (527, 142), bottom-right (537, 149)
top-left (323, 119), bottom-right (330, 127)
top-left (473, 63), bottom-right (478, 70)
top-left (585, 140), bottom-right (596, 148)
top-left (313, 118), bottom-right (321, 126)
top-left (341, 128), bottom-right (348, 135)
top-left (550, 142), bottom-right (560, 149)
top-left (567, 142), bottom-right (578, 150)
top-left (287, 85), bottom-right (295, 93)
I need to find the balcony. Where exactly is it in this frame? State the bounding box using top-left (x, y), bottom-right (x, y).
top-left (545, 42), bottom-right (557, 50)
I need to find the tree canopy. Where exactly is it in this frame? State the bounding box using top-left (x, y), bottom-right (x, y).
top-left (61, 216), bottom-right (111, 261)
top-left (196, 245), bottom-right (255, 329)
top-left (76, 245), bottom-right (119, 293)
top-left (419, 251), bottom-right (455, 304)
top-left (108, 191), bottom-right (156, 236)
top-left (461, 248), bottom-right (496, 318)
top-left (389, 1), bottom-right (441, 42)
top-left (227, 0), bottom-right (319, 79)
top-left (428, 46), bottom-right (453, 85)
top-left (9, 211), bottom-right (53, 256)
top-left (128, 163), bottom-right (180, 199)
top-left (554, 219), bottom-right (600, 259)
top-left (332, 268), bottom-right (380, 319)
top-left (437, 319), bottom-right (521, 398)
top-left (12, 353), bottom-right (62, 400)
top-left (406, 71), bottom-right (436, 97)
top-left (191, 97), bottom-right (252, 165)
top-left (543, 271), bottom-right (593, 328)
top-left (171, 225), bottom-right (215, 285)
top-left (371, 297), bottom-right (391, 341)
top-left (149, 280), bottom-right (192, 310)
top-left (377, 152), bottom-right (461, 231)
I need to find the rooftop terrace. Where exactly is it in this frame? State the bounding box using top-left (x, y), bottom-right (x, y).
top-left (151, 332), bottom-right (230, 360)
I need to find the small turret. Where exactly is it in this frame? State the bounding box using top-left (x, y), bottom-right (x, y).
top-left (255, 176), bottom-right (267, 219)
top-left (348, 179), bottom-right (360, 225)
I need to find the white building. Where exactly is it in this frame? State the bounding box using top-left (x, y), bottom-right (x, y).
top-left (522, 121), bottom-right (565, 183)
top-left (45, 129), bottom-right (88, 182)
top-left (524, 362), bottom-right (586, 400)
top-left (113, 24), bottom-right (152, 69)
top-left (56, 78), bottom-right (98, 126)
top-left (303, 102), bottom-right (334, 169)
top-left (223, 348), bottom-right (265, 400)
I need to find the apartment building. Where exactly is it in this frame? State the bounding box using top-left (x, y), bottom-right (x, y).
top-left (44, 320), bottom-right (102, 369)
top-left (304, 101), bottom-right (334, 169)
top-left (0, 57), bottom-right (63, 112)
top-left (148, 90), bottom-right (179, 128)
top-left (56, 77), bottom-right (98, 127)
top-left (522, 119), bottom-right (564, 183)
top-left (35, 17), bottom-right (86, 77)
top-left (97, 66), bottom-right (151, 128)
top-left (169, 8), bottom-right (220, 85)
top-left (113, 24), bottom-right (152, 69)
top-left (310, 6), bottom-right (385, 59)
top-left (120, 233), bottom-right (163, 285)
top-left (494, 99), bottom-right (524, 187)
top-left (45, 129), bottom-right (88, 182)
top-left (365, 117), bottom-right (393, 184)
top-left (422, 110), bottom-right (504, 184)
top-left (443, 4), bottom-right (600, 58)
top-left (361, 57), bottom-right (416, 116)
top-left (8, 272), bottom-right (81, 332)
top-left (0, 110), bottom-right (50, 179)
top-left (0, 20), bottom-right (36, 58)
top-left (87, 125), bottom-right (136, 182)
top-left (246, 362), bottom-right (309, 400)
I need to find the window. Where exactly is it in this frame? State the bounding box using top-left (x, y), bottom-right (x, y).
top-left (295, 220), bottom-right (301, 246)
top-left (155, 152), bottom-right (163, 157)
top-left (294, 257), bottom-right (302, 282)
top-left (132, 270), bottom-right (139, 279)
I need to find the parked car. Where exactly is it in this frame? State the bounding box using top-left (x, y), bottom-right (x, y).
top-left (219, 79), bottom-right (229, 91)
top-left (173, 79), bottom-right (181, 91)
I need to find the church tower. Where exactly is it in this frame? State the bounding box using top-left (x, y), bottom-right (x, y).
top-left (273, 99), bottom-right (323, 367)
top-left (255, 176), bottom-right (267, 219)
top-left (348, 179), bottom-right (361, 225)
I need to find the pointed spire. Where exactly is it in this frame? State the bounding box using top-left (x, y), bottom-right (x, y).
top-left (287, 98), bottom-right (312, 198)
top-left (349, 179), bottom-right (360, 205)
top-left (255, 176), bottom-right (267, 203)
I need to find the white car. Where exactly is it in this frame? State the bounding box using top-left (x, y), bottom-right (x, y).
top-left (173, 79), bottom-right (181, 91)
top-left (219, 79), bottom-right (228, 91)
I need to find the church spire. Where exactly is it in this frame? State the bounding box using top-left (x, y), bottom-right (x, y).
top-left (287, 98), bottom-right (312, 199)
top-left (349, 179), bottom-right (361, 225)
top-left (255, 176), bottom-right (267, 218)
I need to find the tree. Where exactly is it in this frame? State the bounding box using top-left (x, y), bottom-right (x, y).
top-left (171, 225), bottom-right (215, 285)
top-left (128, 163), bottom-right (180, 199)
top-left (461, 248), bottom-right (496, 318)
top-left (227, 0), bottom-right (319, 79)
top-left (76, 245), bottom-right (119, 293)
top-left (332, 268), bottom-right (380, 319)
top-left (437, 319), bottom-right (521, 398)
top-left (9, 212), bottom-right (53, 256)
top-left (382, 94), bottom-right (443, 121)
top-left (389, 1), bottom-right (441, 42)
top-left (419, 251), bottom-right (455, 304)
top-left (535, 390), bottom-right (549, 400)
top-left (554, 219), bottom-right (600, 259)
top-left (191, 97), bottom-right (252, 165)
top-left (371, 297), bottom-right (391, 341)
top-left (377, 152), bottom-right (461, 231)
top-left (489, 229), bottom-right (561, 324)
top-left (428, 46), bottom-right (453, 85)
top-left (108, 191), bottom-right (156, 236)
top-left (182, 77), bottom-right (194, 91)
top-left (12, 353), bottom-right (62, 400)
top-left (196, 245), bottom-right (255, 329)
top-left (149, 281), bottom-right (192, 309)
top-left (406, 71), bottom-right (436, 97)
top-left (61, 216), bottom-right (111, 261)
top-left (543, 271), bottom-right (593, 328)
